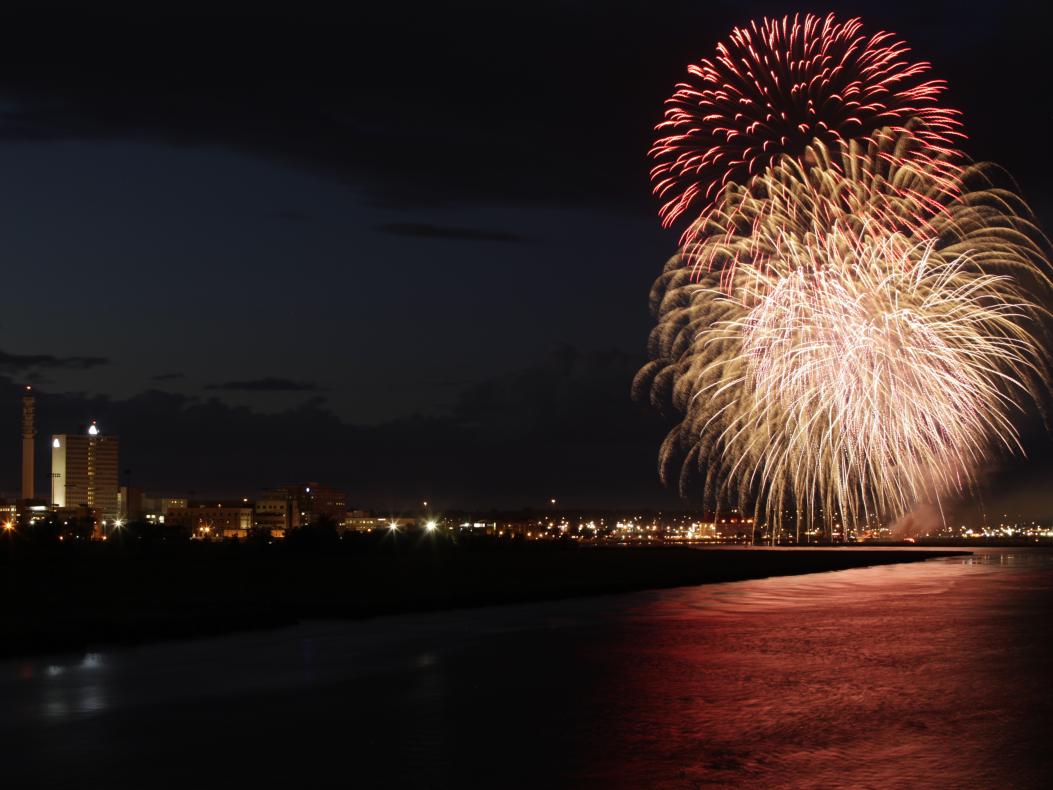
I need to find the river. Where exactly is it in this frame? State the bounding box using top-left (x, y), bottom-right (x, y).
top-left (2, 548), bottom-right (1051, 788)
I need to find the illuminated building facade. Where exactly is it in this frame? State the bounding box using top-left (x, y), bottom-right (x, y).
top-left (274, 483), bottom-right (346, 526)
top-left (141, 495), bottom-right (189, 524)
top-left (51, 422), bottom-right (120, 522)
top-left (254, 495), bottom-right (300, 537)
top-left (342, 510), bottom-right (393, 532)
top-left (167, 502), bottom-right (253, 539)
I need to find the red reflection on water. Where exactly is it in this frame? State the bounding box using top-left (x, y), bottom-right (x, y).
top-left (574, 552), bottom-right (1053, 788)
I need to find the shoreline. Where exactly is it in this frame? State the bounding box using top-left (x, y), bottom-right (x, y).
top-left (1, 546), bottom-right (969, 659)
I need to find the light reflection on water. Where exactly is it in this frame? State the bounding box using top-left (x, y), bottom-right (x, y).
top-left (1, 548), bottom-right (1051, 788)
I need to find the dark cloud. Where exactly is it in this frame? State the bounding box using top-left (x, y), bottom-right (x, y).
top-left (0, 350), bottom-right (675, 509)
top-left (0, 2), bottom-right (1045, 217)
top-left (151, 372), bottom-right (184, 381)
top-left (206, 378), bottom-right (323, 393)
top-left (0, 349), bottom-right (108, 370)
top-left (0, 347), bottom-right (1049, 515)
top-left (269, 209), bottom-right (310, 222)
top-left (0, 4), bottom-right (666, 211)
top-left (374, 223), bottom-right (529, 244)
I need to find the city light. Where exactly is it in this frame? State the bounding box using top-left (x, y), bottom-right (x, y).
top-left (2, 522), bottom-right (13, 531)
top-left (388, 521), bottom-right (398, 531)
top-left (425, 520), bottom-right (437, 531)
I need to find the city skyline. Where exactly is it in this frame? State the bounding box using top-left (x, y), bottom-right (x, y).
top-left (6, 366), bottom-right (1053, 519)
top-left (10, 394), bottom-right (1053, 536)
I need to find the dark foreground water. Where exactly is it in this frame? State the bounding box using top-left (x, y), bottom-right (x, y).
top-left (2, 548), bottom-right (1051, 789)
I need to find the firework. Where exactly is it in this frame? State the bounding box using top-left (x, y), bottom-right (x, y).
top-left (635, 132), bottom-right (1049, 535)
top-left (720, 237), bottom-right (1042, 532)
top-left (650, 13), bottom-right (963, 234)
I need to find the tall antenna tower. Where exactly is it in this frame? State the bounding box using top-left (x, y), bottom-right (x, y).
top-left (21, 386), bottom-right (35, 501)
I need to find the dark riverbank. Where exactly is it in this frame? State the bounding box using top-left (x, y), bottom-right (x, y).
top-left (0, 542), bottom-right (967, 658)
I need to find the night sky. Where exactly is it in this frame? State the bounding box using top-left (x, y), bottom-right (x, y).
top-left (0, 1), bottom-right (1050, 514)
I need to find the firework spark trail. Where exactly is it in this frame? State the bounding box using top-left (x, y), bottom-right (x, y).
top-left (682, 127), bottom-right (967, 287)
top-left (635, 131), bottom-right (1050, 535)
top-left (651, 13), bottom-right (964, 236)
top-left (719, 239), bottom-right (1044, 532)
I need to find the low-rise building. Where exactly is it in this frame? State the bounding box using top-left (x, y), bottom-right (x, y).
top-left (167, 502), bottom-right (253, 540)
top-left (118, 486), bottom-right (144, 520)
top-left (275, 483), bottom-right (346, 526)
top-left (141, 496), bottom-right (189, 525)
top-left (254, 495), bottom-right (301, 538)
top-left (342, 510), bottom-right (397, 533)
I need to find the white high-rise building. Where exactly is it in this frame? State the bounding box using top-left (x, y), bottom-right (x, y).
top-left (51, 421), bottom-right (120, 521)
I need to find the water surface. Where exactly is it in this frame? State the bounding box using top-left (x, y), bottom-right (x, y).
top-left (2, 548), bottom-right (1050, 788)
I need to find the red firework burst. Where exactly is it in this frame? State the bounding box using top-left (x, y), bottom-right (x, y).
top-left (650, 13), bottom-right (964, 231)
